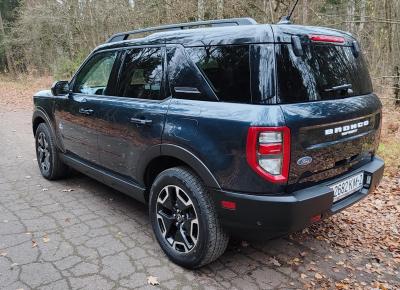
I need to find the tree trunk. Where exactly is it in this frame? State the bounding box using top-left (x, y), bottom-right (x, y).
top-left (394, 66), bottom-right (400, 106)
top-left (216, 0), bottom-right (224, 19)
top-left (302, 0), bottom-right (308, 24)
top-left (268, 0), bottom-right (275, 23)
top-left (0, 10), bottom-right (15, 74)
top-left (359, 0), bottom-right (366, 33)
top-left (197, 0), bottom-right (205, 21)
top-left (347, 0), bottom-right (355, 32)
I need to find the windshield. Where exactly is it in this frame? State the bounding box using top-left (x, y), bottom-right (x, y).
top-left (276, 44), bottom-right (373, 104)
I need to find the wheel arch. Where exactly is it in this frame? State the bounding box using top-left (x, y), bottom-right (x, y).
top-left (32, 108), bottom-right (65, 153)
top-left (32, 109), bottom-right (51, 136)
top-left (141, 144), bottom-right (221, 202)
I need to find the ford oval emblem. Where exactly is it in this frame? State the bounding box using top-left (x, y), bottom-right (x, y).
top-left (297, 156), bottom-right (312, 166)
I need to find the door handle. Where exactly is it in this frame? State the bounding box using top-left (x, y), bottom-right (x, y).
top-left (79, 108), bottom-right (94, 115)
top-left (130, 117), bottom-right (153, 125)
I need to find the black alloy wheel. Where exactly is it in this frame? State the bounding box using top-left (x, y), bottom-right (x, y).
top-left (156, 185), bottom-right (199, 253)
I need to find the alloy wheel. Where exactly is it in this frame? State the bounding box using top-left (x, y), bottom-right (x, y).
top-left (156, 185), bottom-right (199, 253)
top-left (37, 132), bottom-right (51, 173)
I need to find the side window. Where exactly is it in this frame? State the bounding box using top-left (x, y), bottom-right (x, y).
top-left (167, 46), bottom-right (216, 101)
top-left (118, 47), bottom-right (163, 100)
top-left (74, 51), bottom-right (117, 95)
top-left (186, 45), bottom-right (251, 103)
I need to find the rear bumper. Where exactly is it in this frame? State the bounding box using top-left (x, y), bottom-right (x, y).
top-left (210, 156), bottom-right (384, 239)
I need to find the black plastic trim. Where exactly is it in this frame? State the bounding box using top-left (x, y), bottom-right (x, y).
top-left (61, 154), bottom-right (146, 203)
top-left (210, 156), bottom-right (384, 240)
top-left (160, 144), bottom-right (221, 189)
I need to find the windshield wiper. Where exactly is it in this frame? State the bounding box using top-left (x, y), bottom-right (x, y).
top-left (324, 84), bottom-right (353, 93)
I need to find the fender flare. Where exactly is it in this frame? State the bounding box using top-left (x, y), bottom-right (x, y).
top-left (137, 143), bottom-right (221, 189)
top-left (32, 108), bottom-right (64, 151)
top-left (32, 108), bottom-right (53, 136)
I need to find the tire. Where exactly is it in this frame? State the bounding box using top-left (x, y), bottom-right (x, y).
top-left (149, 166), bottom-right (229, 268)
top-left (35, 123), bottom-right (69, 180)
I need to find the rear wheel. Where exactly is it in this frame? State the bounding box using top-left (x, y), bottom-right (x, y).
top-left (35, 123), bottom-right (68, 180)
top-left (149, 167), bottom-right (229, 268)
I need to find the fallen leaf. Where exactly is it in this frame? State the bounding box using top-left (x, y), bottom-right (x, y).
top-left (336, 261), bottom-right (345, 266)
top-left (270, 257), bottom-right (281, 267)
top-left (335, 282), bottom-right (349, 289)
top-left (32, 240), bottom-right (37, 248)
top-left (300, 251), bottom-right (307, 257)
top-left (147, 275), bottom-right (159, 286)
top-left (0, 252), bottom-right (7, 256)
top-left (300, 273), bottom-right (307, 279)
top-left (61, 188), bottom-right (74, 192)
top-left (25, 176), bottom-right (31, 179)
top-left (314, 273), bottom-right (323, 280)
top-left (43, 235), bottom-right (50, 243)
top-left (42, 188), bottom-right (48, 191)
top-left (10, 263), bottom-right (18, 269)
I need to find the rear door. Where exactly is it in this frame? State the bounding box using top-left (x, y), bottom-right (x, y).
top-left (273, 29), bottom-right (382, 188)
top-left (96, 46), bottom-right (170, 182)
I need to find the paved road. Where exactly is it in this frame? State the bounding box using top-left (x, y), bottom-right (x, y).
top-left (0, 110), bottom-right (396, 290)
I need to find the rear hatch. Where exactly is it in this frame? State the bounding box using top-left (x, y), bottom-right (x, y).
top-left (271, 25), bottom-right (382, 189)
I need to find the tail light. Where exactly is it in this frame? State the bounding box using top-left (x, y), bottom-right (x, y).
top-left (309, 34), bottom-right (345, 44)
top-left (246, 127), bottom-right (290, 183)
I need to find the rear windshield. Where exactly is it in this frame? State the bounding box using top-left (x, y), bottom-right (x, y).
top-left (276, 44), bottom-right (373, 104)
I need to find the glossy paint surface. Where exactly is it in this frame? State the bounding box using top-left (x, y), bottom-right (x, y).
top-left (33, 22), bottom-right (383, 200)
top-left (281, 94), bottom-right (381, 190)
top-left (163, 98), bottom-right (287, 193)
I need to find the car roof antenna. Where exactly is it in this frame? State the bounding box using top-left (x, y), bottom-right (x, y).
top-left (278, 0), bottom-right (300, 24)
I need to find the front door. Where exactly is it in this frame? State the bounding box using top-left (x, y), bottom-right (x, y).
top-left (96, 46), bottom-right (170, 183)
top-left (54, 50), bottom-right (119, 165)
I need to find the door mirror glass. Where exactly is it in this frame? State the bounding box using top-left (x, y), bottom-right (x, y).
top-left (51, 81), bottom-right (70, 96)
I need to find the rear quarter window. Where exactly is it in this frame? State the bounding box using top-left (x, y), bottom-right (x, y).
top-left (276, 44), bottom-right (373, 104)
top-left (186, 45), bottom-right (251, 103)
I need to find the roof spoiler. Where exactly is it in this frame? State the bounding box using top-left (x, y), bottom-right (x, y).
top-left (107, 17), bottom-right (258, 43)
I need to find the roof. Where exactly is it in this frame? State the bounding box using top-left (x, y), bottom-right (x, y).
top-left (95, 18), bottom-right (273, 52)
top-left (94, 18), bottom-right (354, 52)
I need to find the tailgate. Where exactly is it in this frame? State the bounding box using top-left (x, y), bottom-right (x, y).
top-left (271, 25), bottom-right (382, 188)
top-left (281, 94), bottom-right (381, 187)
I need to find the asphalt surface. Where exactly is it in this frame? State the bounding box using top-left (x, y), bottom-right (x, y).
top-left (0, 109), bottom-right (397, 289)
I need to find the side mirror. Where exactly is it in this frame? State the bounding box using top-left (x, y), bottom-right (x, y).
top-left (51, 81), bottom-right (70, 96)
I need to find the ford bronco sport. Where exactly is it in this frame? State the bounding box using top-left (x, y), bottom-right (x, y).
top-left (32, 18), bottom-right (384, 268)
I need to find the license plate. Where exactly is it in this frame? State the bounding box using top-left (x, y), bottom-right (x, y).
top-left (330, 172), bottom-right (364, 202)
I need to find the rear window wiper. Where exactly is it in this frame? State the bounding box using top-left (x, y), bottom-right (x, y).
top-left (324, 84), bottom-right (353, 93)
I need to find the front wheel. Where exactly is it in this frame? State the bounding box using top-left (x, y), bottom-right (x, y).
top-left (35, 123), bottom-right (68, 180)
top-left (149, 167), bottom-right (229, 268)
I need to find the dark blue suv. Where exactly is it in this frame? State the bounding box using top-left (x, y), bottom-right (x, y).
top-left (32, 18), bottom-right (384, 268)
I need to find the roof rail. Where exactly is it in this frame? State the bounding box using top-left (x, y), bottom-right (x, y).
top-left (106, 17), bottom-right (258, 43)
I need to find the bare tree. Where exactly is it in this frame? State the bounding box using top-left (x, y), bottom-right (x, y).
top-left (0, 11), bottom-right (15, 75)
top-left (197, 0), bottom-right (205, 20)
top-left (216, 0), bottom-right (224, 19)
